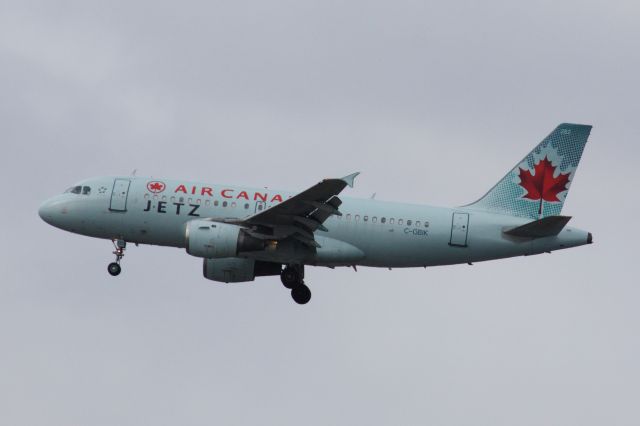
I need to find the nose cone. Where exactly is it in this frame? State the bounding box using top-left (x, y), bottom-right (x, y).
top-left (38, 200), bottom-right (54, 225)
top-left (39, 197), bottom-right (62, 227)
top-left (38, 196), bottom-right (86, 233)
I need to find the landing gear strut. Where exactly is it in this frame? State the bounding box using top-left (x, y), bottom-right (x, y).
top-left (281, 265), bottom-right (311, 304)
top-left (108, 239), bottom-right (126, 276)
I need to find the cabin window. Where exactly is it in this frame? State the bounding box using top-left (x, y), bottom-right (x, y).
top-left (425, 221), bottom-right (429, 227)
top-left (144, 194), bottom-right (150, 200)
top-left (381, 217), bottom-right (386, 224)
top-left (355, 215), bottom-right (360, 221)
top-left (415, 220), bottom-right (420, 227)
top-left (205, 200), bottom-right (210, 206)
top-left (231, 202), bottom-right (237, 208)
top-left (244, 203), bottom-right (250, 209)
top-left (214, 200), bottom-right (219, 207)
top-left (346, 214), bottom-right (352, 221)
top-left (223, 201), bottom-right (228, 207)
top-left (363, 216), bottom-right (368, 222)
top-left (390, 218), bottom-right (395, 225)
top-left (161, 195), bottom-right (167, 201)
top-left (398, 219), bottom-right (403, 225)
top-left (171, 196), bottom-right (175, 203)
top-left (407, 220), bottom-right (412, 226)
top-left (372, 216), bottom-right (377, 223)
top-left (197, 199), bottom-right (202, 204)
top-left (179, 197), bottom-right (184, 203)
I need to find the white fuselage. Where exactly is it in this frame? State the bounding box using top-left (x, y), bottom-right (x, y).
top-left (39, 176), bottom-right (591, 269)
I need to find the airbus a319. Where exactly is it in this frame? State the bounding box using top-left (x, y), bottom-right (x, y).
top-left (39, 124), bottom-right (593, 304)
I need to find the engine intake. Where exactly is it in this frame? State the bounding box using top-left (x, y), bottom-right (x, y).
top-left (185, 220), bottom-right (264, 258)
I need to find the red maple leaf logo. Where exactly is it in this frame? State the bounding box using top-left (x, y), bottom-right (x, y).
top-left (518, 156), bottom-right (570, 202)
top-left (147, 181), bottom-right (166, 193)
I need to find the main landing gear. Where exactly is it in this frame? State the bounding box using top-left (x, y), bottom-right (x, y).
top-left (281, 265), bottom-right (311, 305)
top-left (107, 239), bottom-right (126, 276)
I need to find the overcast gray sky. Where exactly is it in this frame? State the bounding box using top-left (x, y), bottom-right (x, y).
top-left (1, 0), bottom-right (639, 425)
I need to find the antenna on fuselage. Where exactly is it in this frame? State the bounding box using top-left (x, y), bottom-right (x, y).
top-left (131, 169), bottom-right (137, 176)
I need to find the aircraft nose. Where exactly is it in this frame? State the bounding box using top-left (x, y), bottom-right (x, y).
top-left (38, 198), bottom-right (58, 225)
top-left (38, 197), bottom-right (60, 226)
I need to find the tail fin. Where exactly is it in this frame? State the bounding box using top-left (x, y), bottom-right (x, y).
top-left (465, 123), bottom-right (592, 219)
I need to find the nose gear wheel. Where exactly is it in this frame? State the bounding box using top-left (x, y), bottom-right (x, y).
top-left (108, 262), bottom-right (121, 276)
top-left (108, 239), bottom-right (126, 277)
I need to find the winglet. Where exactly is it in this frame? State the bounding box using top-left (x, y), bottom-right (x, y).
top-left (341, 172), bottom-right (360, 188)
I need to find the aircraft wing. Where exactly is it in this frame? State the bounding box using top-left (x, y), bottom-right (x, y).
top-left (238, 172), bottom-right (359, 248)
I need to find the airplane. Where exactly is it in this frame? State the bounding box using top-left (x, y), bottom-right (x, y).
top-left (39, 123), bottom-right (593, 304)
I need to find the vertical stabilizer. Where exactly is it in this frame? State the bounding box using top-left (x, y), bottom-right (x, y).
top-left (465, 123), bottom-right (592, 219)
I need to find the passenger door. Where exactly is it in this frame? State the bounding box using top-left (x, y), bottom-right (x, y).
top-left (449, 212), bottom-right (469, 247)
top-left (110, 179), bottom-right (131, 211)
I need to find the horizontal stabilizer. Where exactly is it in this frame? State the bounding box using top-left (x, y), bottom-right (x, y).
top-left (504, 215), bottom-right (572, 238)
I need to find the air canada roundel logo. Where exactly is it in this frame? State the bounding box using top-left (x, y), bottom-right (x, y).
top-left (147, 181), bottom-right (166, 193)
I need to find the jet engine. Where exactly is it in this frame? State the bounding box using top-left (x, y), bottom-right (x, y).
top-left (203, 257), bottom-right (281, 283)
top-left (185, 220), bottom-right (264, 258)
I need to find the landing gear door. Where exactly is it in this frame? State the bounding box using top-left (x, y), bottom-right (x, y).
top-left (110, 179), bottom-right (131, 212)
top-left (450, 212), bottom-right (469, 247)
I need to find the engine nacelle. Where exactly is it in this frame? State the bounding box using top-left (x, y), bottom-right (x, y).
top-left (203, 257), bottom-right (256, 283)
top-left (185, 220), bottom-right (264, 258)
top-left (203, 258), bottom-right (282, 283)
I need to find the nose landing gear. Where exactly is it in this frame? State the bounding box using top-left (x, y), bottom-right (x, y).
top-left (107, 239), bottom-right (126, 276)
top-left (107, 262), bottom-right (121, 276)
top-left (281, 265), bottom-right (311, 304)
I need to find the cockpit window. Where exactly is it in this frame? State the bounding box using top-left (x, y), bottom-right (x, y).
top-left (64, 185), bottom-right (90, 195)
